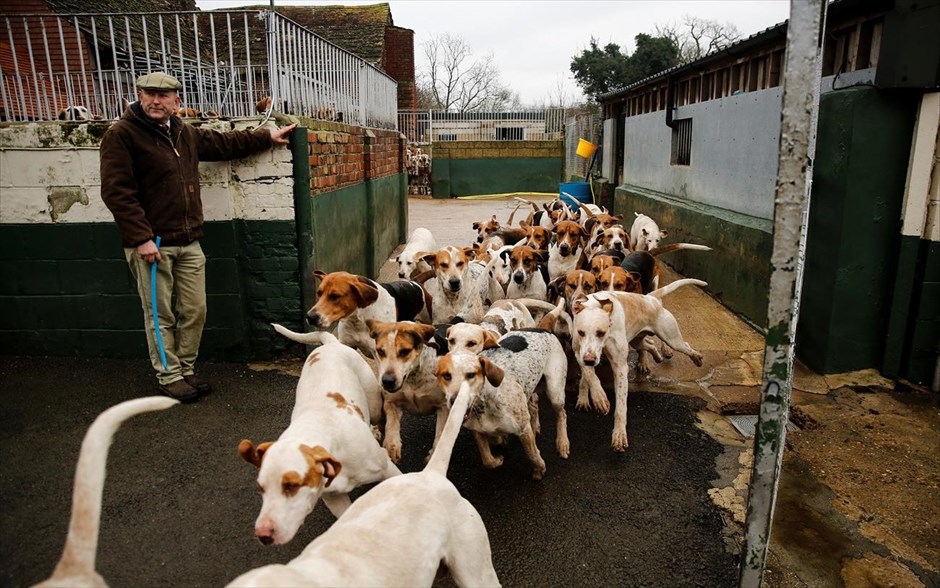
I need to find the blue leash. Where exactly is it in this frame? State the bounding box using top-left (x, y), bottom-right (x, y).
top-left (150, 236), bottom-right (168, 371)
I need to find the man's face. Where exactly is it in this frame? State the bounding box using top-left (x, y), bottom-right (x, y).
top-left (138, 89), bottom-right (180, 124)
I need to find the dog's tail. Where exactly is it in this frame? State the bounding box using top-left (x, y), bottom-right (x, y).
top-left (536, 298), bottom-right (567, 331)
top-left (649, 243), bottom-right (712, 256)
top-left (40, 397), bottom-right (178, 586)
top-left (271, 323), bottom-right (339, 346)
top-left (576, 200), bottom-right (596, 218)
top-left (649, 279), bottom-right (707, 299)
top-left (513, 297), bottom-right (559, 315)
top-left (513, 196), bottom-right (539, 212)
top-left (506, 202), bottom-right (524, 226)
top-left (426, 381), bottom-right (472, 477)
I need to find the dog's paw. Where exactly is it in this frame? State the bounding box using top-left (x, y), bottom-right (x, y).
top-left (575, 395), bottom-right (592, 411)
top-left (691, 352), bottom-right (704, 367)
top-left (661, 345), bottom-right (674, 360)
top-left (371, 425), bottom-right (383, 442)
top-left (635, 360), bottom-right (652, 377)
top-left (531, 459), bottom-right (546, 481)
top-left (591, 391), bottom-right (610, 415)
top-left (556, 437), bottom-right (570, 459)
top-left (611, 430), bottom-right (629, 452)
top-left (482, 455), bottom-right (505, 469)
top-left (384, 441), bottom-right (402, 464)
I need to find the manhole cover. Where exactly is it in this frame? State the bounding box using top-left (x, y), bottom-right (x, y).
top-left (726, 414), bottom-right (797, 438)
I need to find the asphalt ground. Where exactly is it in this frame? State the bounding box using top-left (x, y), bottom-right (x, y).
top-left (0, 352), bottom-right (737, 587)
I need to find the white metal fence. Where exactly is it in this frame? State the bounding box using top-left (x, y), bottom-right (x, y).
top-left (565, 107), bottom-right (602, 178)
top-left (398, 109), bottom-right (566, 144)
top-left (0, 10), bottom-right (398, 128)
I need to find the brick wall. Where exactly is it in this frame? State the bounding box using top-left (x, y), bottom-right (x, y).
top-left (433, 140), bottom-right (563, 160)
top-left (384, 26), bottom-right (417, 110)
top-left (307, 123), bottom-right (404, 194)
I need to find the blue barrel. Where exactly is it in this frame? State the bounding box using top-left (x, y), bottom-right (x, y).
top-left (559, 181), bottom-right (592, 209)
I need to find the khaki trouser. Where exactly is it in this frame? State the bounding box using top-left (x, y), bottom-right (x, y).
top-left (125, 241), bottom-right (207, 385)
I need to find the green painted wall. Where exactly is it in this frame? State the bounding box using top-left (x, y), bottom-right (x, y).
top-left (797, 86), bottom-right (917, 375)
top-left (0, 220), bottom-right (301, 360)
top-left (433, 158), bottom-right (562, 197)
top-left (613, 186), bottom-right (772, 327)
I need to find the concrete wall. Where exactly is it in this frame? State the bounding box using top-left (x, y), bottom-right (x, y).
top-left (0, 118), bottom-right (408, 361)
top-left (431, 140), bottom-right (563, 198)
top-left (622, 88), bottom-right (783, 220)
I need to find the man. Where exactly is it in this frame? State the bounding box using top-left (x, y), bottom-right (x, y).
top-left (101, 72), bottom-right (295, 402)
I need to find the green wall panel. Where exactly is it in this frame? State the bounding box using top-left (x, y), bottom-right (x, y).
top-left (432, 158), bottom-right (562, 198)
top-left (797, 86), bottom-right (917, 375)
top-left (613, 186), bottom-right (772, 328)
top-left (310, 183), bottom-right (370, 276)
top-left (372, 174), bottom-right (407, 276)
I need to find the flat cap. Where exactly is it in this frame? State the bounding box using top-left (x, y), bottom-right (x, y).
top-left (137, 72), bottom-right (182, 91)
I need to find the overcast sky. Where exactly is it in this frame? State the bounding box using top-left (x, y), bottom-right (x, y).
top-left (195, 0), bottom-right (792, 105)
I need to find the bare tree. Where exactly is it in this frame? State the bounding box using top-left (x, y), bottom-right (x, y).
top-left (418, 33), bottom-right (515, 113)
top-left (656, 15), bottom-right (741, 64)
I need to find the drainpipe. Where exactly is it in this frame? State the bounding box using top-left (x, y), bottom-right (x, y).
top-left (738, 0), bottom-right (828, 586)
top-left (665, 76), bottom-right (676, 129)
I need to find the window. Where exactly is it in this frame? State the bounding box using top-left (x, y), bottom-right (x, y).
top-left (671, 118), bottom-right (692, 166)
top-left (496, 127), bottom-right (523, 140)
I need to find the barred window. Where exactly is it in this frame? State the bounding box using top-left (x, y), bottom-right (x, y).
top-left (671, 118), bottom-right (692, 166)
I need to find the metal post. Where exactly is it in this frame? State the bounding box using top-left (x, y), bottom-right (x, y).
top-left (738, 0), bottom-right (828, 586)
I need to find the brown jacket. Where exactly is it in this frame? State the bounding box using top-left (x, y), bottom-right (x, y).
top-left (100, 103), bottom-right (273, 247)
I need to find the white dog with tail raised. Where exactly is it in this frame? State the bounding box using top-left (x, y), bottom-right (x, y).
top-left (35, 396), bottom-right (179, 588)
top-left (227, 381), bottom-right (500, 588)
top-left (238, 326), bottom-right (400, 546)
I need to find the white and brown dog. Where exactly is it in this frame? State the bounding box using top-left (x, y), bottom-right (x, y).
top-left (472, 214), bottom-right (501, 245)
top-left (239, 328), bottom-right (400, 545)
top-left (436, 351), bottom-right (546, 479)
top-left (367, 320), bottom-right (449, 464)
top-left (395, 227), bottom-right (437, 279)
top-left (420, 246), bottom-right (500, 323)
top-left (571, 281), bottom-right (706, 452)
top-left (445, 309), bottom-right (570, 460)
top-left (547, 220), bottom-right (587, 281)
top-left (504, 245), bottom-right (548, 301)
top-left (629, 212), bottom-right (668, 251)
top-left (35, 397), bottom-right (179, 587)
top-left (305, 270), bottom-right (428, 357)
top-left (227, 381), bottom-right (500, 588)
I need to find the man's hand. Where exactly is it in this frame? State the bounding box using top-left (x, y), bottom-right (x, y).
top-left (270, 123), bottom-right (297, 146)
top-left (137, 240), bottom-right (161, 264)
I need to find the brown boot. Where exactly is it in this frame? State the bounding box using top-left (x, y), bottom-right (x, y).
top-left (183, 374), bottom-right (212, 395)
top-left (159, 379), bottom-right (200, 403)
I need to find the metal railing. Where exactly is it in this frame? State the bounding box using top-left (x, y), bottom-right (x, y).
top-left (565, 107), bottom-right (601, 178)
top-left (0, 10), bottom-right (398, 128)
top-left (398, 109), bottom-right (566, 144)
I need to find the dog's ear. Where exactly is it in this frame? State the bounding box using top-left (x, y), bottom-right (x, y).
top-left (417, 251), bottom-right (436, 267)
top-left (534, 249), bottom-right (548, 263)
top-left (613, 214), bottom-right (624, 222)
top-left (238, 439), bottom-right (273, 468)
top-left (641, 228), bottom-right (650, 238)
top-left (599, 298), bottom-right (615, 315)
top-left (299, 444), bottom-right (343, 488)
top-left (472, 221), bottom-right (481, 230)
top-left (313, 269), bottom-right (327, 280)
top-left (366, 319), bottom-right (387, 340)
top-left (481, 330), bottom-right (500, 349)
top-left (624, 272), bottom-right (642, 293)
top-left (415, 323), bottom-right (438, 346)
top-left (479, 357), bottom-right (504, 387)
top-left (547, 276), bottom-right (563, 301)
top-left (461, 246), bottom-right (477, 261)
top-left (660, 229), bottom-right (669, 238)
top-left (351, 277), bottom-right (379, 308)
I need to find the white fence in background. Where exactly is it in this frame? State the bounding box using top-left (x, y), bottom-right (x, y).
top-left (0, 10), bottom-right (398, 128)
top-left (398, 109), bottom-right (566, 144)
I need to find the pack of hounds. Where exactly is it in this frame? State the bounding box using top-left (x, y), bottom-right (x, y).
top-left (38, 198), bottom-right (713, 587)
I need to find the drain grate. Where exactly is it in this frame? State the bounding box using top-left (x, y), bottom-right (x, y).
top-left (726, 414), bottom-right (797, 438)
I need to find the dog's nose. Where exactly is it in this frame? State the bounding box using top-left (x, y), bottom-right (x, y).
top-left (448, 278), bottom-right (461, 291)
top-left (381, 373), bottom-right (399, 391)
top-left (305, 314), bottom-right (317, 326)
top-left (582, 354), bottom-right (597, 367)
top-left (513, 272), bottom-right (524, 284)
top-left (614, 242), bottom-right (623, 250)
top-left (398, 272), bottom-right (406, 278)
top-left (560, 244), bottom-right (570, 255)
top-left (255, 529), bottom-right (274, 545)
